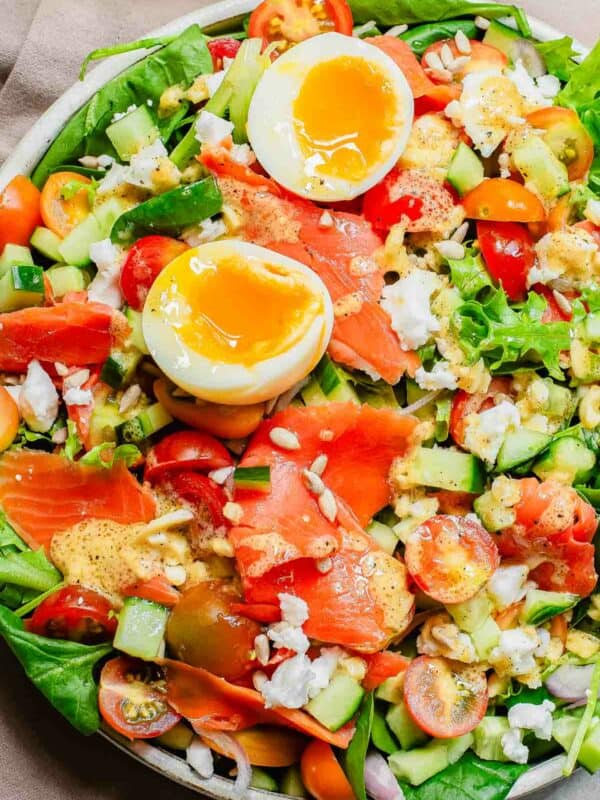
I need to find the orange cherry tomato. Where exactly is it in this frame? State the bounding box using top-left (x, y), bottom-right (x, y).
top-left (0, 386), bottom-right (19, 451)
top-left (422, 39), bottom-right (507, 84)
top-left (526, 107), bottom-right (594, 181)
top-left (404, 514), bottom-right (500, 604)
top-left (248, 0), bottom-right (353, 52)
top-left (404, 656), bottom-right (488, 738)
top-left (547, 193), bottom-right (575, 232)
top-left (0, 175), bottom-right (42, 251)
top-left (40, 171), bottom-right (92, 238)
top-left (300, 740), bottom-right (355, 800)
top-left (463, 178), bottom-right (546, 223)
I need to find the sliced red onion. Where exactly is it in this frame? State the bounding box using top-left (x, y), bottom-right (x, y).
top-left (364, 752), bottom-right (405, 800)
top-left (186, 737), bottom-right (214, 778)
top-left (545, 664), bottom-right (598, 702)
top-left (399, 390), bottom-right (441, 416)
top-left (199, 730), bottom-right (252, 800)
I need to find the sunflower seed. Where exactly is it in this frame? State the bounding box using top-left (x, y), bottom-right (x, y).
top-left (318, 489), bottom-right (337, 522)
top-left (440, 43), bottom-right (455, 68)
top-left (451, 222), bottom-right (469, 243)
top-left (435, 240), bottom-right (465, 260)
top-left (424, 51), bottom-right (445, 71)
top-left (455, 29), bottom-right (472, 54)
top-left (385, 24), bottom-right (408, 36)
top-left (475, 15), bottom-right (490, 29)
top-left (310, 454), bottom-right (328, 476)
top-left (254, 634), bottom-right (270, 666)
top-left (208, 466), bottom-right (234, 485)
top-left (269, 426), bottom-right (300, 450)
top-left (303, 469), bottom-right (325, 495)
top-left (223, 502), bottom-right (244, 524)
top-left (119, 384), bottom-right (141, 414)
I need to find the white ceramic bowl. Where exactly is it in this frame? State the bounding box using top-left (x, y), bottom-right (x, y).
top-left (0, 3), bottom-right (589, 797)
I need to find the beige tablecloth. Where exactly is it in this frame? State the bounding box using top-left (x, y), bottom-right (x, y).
top-left (0, 1), bottom-right (599, 798)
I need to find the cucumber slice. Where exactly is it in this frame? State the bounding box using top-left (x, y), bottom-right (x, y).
top-left (533, 436), bottom-right (596, 485)
top-left (447, 590), bottom-right (492, 633)
top-left (579, 721), bottom-right (600, 773)
top-left (300, 377), bottom-right (328, 406)
top-left (100, 349), bottom-right (142, 389)
top-left (113, 596), bottom-right (169, 659)
top-left (375, 672), bottom-right (405, 704)
top-left (512, 136), bottom-right (570, 202)
top-left (583, 312), bottom-right (600, 343)
top-left (250, 768), bottom-right (279, 792)
top-left (304, 673), bottom-right (364, 731)
top-left (47, 265), bottom-right (90, 299)
top-left (471, 616), bottom-right (501, 660)
top-left (0, 244), bottom-right (34, 276)
top-left (386, 700), bottom-right (429, 751)
top-left (58, 197), bottom-right (130, 267)
top-left (0, 265), bottom-right (45, 312)
top-left (483, 20), bottom-right (520, 56)
top-left (447, 142), bottom-right (484, 197)
top-left (116, 402), bottom-right (173, 444)
top-left (367, 520), bottom-right (398, 555)
top-left (388, 740), bottom-right (449, 786)
top-left (106, 105), bottom-right (160, 162)
top-left (233, 466), bottom-right (271, 492)
top-left (473, 716), bottom-right (510, 762)
top-left (496, 429), bottom-right (552, 472)
top-left (280, 766), bottom-right (307, 798)
top-left (314, 355), bottom-right (360, 404)
top-left (88, 399), bottom-right (125, 447)
top-left (473, 490), bottom-right (516, 532)
top-left (406, 446), bottom-right (486, 493)
top-left (30, 226), bottom-right (64, 262)
top-left (520, 588), bottom-right (579, 625)
top-left (124, 306), bottom-right (150, 355)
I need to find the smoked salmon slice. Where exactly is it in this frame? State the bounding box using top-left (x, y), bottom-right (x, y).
top-left (0, 452), bottom-right (156, 552)
top-left (366, 36), bottom-right (436, 99)
top-left (0, 301), bottom-right (114, 372)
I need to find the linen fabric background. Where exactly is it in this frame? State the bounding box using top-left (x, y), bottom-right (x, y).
top-left (0, 0), bottom-right (598, 797)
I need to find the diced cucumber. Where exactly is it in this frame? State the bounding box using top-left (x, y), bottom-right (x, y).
top-left (533, 436), bottom-right (596, 485)
top-left (571, 339), bottom-right (600, 384)
top-left (88, 400), bottom-right (126, 447)
top-left (386, 700), bottom-right (429, 751)
top-left (0, 244), bottom-right (34, 276)
top-left (116, 402), bottom-right (173, 444)
top-left (314, 355), bottom-right (360, 404)
top-left (304, 673), bottom-right (364, 731)
top-left (30, 226), bottom-right (64, 262)
top-left (513, 136), bottom-right (570, 202)
top-left (125, 306), bottom-right (150, 355)
top-left (447, 590), bottom-right (492, 633)
top-left (375, 672), bottom-right (405, 704)
top-left (156, 722), bottom-right (194, 750)
top-left (552, 715), bottom-right (579, 751)
top-left (233, 466), bottom-right (271, 492)
top-left (520, 589), bottom-right (579, 626)
top-left (106, 105), bottom-right (160, 162)
top-left (447, 142), bottom-right (484, 196)
top-left (471, 616), bottom-right (501, 660)
top-left (250, 767), bottom-right (279, 792)
top-left (447, 733), bottom-right (474, 764)
top-left (473, 716), bottom-right (510, 762)
top-left (367, 520), bottom-right (398, 555)
top-left (473, 490), bottom-right (516, 532)
top-left (100, 349), bottom-right (142, 389)
top-left (46, 265), bottom-right (89, 298)
top-left (483, 20), bottom-right (520, 57)
top-left (280, 766), bottom-right (308, 798)
top-left (388, 740), bottom-right (449, 786)
top-left (58, 197), bottom-right (130, 266)
top-left (372, 707), bottom-right (399, 755)
top-left (300, 377), bottom-right (328, 406)
top-left (113, 596), bottom-right (169, 660)
top-left (0, 265), bottom-right (45, 311)
top-left (406, 446), bottom-right (486, 493)
top-left (579, 720), bottom-right (600, 773)
top-left (496, 429), bottom-right (552, 472)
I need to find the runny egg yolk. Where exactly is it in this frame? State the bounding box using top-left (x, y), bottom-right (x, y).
top-left (153, 251), bottom-right (323, 366)
top-left (293, 55), bottom-right (400, 182)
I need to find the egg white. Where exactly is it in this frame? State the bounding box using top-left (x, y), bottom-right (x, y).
top-left (142, 240), bottom-right (334, 405)
top-left (247, 32), bottom-right (414, 202)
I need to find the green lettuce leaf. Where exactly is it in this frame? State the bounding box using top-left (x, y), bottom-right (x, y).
top-left (535, 37), bottom-right (578, 82)
top-left (448, 249), bottom-right (494, 300)
top-left (80, 442), bottom-right (141, 469)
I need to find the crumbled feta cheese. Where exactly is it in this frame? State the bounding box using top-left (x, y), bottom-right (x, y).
top-left (88, 238), bottom-right (125, 308)
top-left (195, 111), bottom-right (234, 146)
top-left (229, 143), bottom-right (254, 165)
top-left (508, 699), bottom-right (556, 740)
top-left (535, 627), bottom-right (551, 657)
top-left (183, 217), bottom-right (227, 246)
top-left (127, 140), bottom-right (168, 189)
top-left (490, 627), bottom-right (540, 676)
top-left (506, 60), bottom-right (547, 111)
top-left (268, 622), bottom-right (310, 654)
top-left (414, 361), bottom-right (457, 391)
top-left (380, 270), bottom-right (441, 351)
top-left (307, 647), bottom-right (343, 695)
top-left (63, 387), bottom-right (93, 406)
top-left (279, 593), bottom-right (309, 626)
top-left (96, 163), bottom-right (131, 195)
top-left (487, 564), bottom-right (530, 609)
top-left (463, 400), bottom-right (520, 464)
top-left (19, 361), bottom-right (59, 433)
top-left (501, 728), bottom-right (529, 764)
top-left (259, 653), bottom-right (316, 708)
top-left (111, 104), bottom-right (137, 123)
top-left (526, 263), bottom-right (561, 288)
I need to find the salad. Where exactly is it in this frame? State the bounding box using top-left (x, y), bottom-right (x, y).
top-left (1, 0), bottom-right (600, 798)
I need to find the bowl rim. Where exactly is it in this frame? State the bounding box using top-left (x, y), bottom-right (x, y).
top-left (0, 1), bottom-right (590, 796)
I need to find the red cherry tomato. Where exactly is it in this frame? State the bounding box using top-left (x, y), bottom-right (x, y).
top-left (477, 221), bottom-right (535, 301)
top-left (27, 586), bottom-right (117, 643)
top-left (404, 656), bottom-right (488, 738)
top-left (363, 651), bottom-right (410, 690)
top-left (463, 179), bottom-right (546, 223)
top-left (120, 235), bottom-right (188, 311)
top-left (405, 514), bottom-right (500, 604)
top-left (526, 107), bottom-right (594, 181)
top-left (248, 0), bottom-right (353, 51)
top-left (207, 38), bottom-right (242, 70)
top-left (166, 470), bottom-right (228, 529)
top-left (533, 284), bottom-right (575, 322)
top-left (449, 377), bottom-right (513, 449)
top-left (422, 39), bottom-right (507, 84)
top-left (363, 167), bottom-right (455, 233)
top-left (99, 656), bottom-right (181, 739)
top-left (145, 430), bottom-right (233, 482)
top-left (0, 175), bottom-right (42, 251)
top-left (414, 83), bottom-right (461, 115)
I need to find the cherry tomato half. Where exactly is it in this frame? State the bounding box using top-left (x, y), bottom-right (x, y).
top-left (40, 171), bottom-right (92, 238)
top-left (27, 586), bottom-right (117, 643)
top-left (463, 179), bottom-right (546, 223)
top-left (0, 175), bottom-right (42, 251)
top-left (0, 387), bottom-right (19, 452)
top-left (526, 107), bottom-right (594, 181)
top-left (120, 235), bottom-right (188, 311)
top-left (166, 581), bottom-right (261, 681)
top-left (404, 514), bottom-right (500, 604)
top-left (477, 221), bottom-right (535, 301)
top-left (404, 656), bottom-right (488, 738)
top-left (166, 470), bottom-right (228, 529)
top-left (145, 430), bottom-right (233, 482)
top-left (449, 378), bottom-right (513, 448)
top-left (207, 38), bottom-right (242, 70)
top-left (534, 284), bottom-right (574, 322)
top-left (422, 39), bottom-right (507, 84)
top-left (300, 740), bottom-right (355, 800)
top-left (248, 0), bottom-right (353, 52)
top-left (99, 656), bottom-right (181, 739)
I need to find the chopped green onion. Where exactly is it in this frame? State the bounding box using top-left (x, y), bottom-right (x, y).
top-left (234, 466), bottom-right (271, 492)
top-left (564, 657), bottom-right (600, 775)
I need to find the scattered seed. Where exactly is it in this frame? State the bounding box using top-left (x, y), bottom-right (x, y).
top-left (552, 290), bottom-right (572, 315)
top-left (455, 29), bottom-right (472, 54)
top-left (318, 488), bottom-right (338, 522)
top-left (252, 671), bottom-right (268, 691)
top-left (119, 384), bottom-right (142, 414)
top-left (424, 51), bottom-right (445, 72)
top-left (319, 210), bottom-right (334, 228)
top-left (254, 634), bottom-right (270, 666)
top-left (475, 15), bottom-right (490, 29)
top-left (269, 426), bottom-right (300, 450)
top-left (319, 429), bottom-right (334, 442)
top-left (223, 502), bottom-right (244, 524)
top-left (208, 466), bottom-right (234, 485)
top-left (435, 240), bottom-right (466, 260)
top-left (64, 368), bottom-right (90, 390)
top-left (451, 222), bottom-right (469, 243)
top-left (54, 362), bottom-right (69, 377)
top-left (303, 468), bottom-right (325, 496)
top-left (450, 55), bottom-right (471, 72)
top-left (143, 508), bottom-right (194, 535)
top-left (315, 557), bottom-right (333, 574)
top-left (310, 454), bottom-right (328, 476)
top-left (440, 43), bottom-right (455, 69)
top-left (211, 538), bottom-right (235, 558)
top-left (164, 564), bottom-right (187, 586)
top-left (385, 23), bottom-right (408, 36)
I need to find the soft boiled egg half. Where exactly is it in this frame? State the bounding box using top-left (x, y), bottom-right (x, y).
top-left (247, 32), bottom-right (414, 202)
top-left (143, 240), bottom-right (333, 404)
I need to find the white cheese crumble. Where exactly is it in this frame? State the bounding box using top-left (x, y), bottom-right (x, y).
top-left (258, 647), bottom-right (342, 709)
top-left (127, 140), bottom-right (169, 189)
top-left (489, 627), bottom-right (540, 677)
top-left (380, 270), bottom-right (442, 351)
top-left (267, 593), bottom-right (310, 654)
top-left (585, 198), bottom-right (600, 227)
top-left (487, 564), bottom-right (531, 610)
top-left (205, 69), bottom-right (227, 97)
top-left (63, 387), bottom-right (93, 406)
top-left (111, 104), bottom-right (137, 123)
top-left (279, 593), bottom-right (309, 627)
top-left (414, 361), bottom-right (457, 390)
top-left (195, 110), bottom-right (234, 146)
top-left (526, 263), bottom-right (561, 288)
top-left (183, 218), bottom-right (227, 246)
top-left (463, 400), bottom-right (520, 464)
top-left (506, 60), bottom-right (548, 111)
top-left (19, 360), bottom-right (59, 433)
top-left (88, 238), bottom-right (125, 308)
top-left (501, 728), bottom-right (529, 764)
top-left (508, 699), bottom-right (556, 740)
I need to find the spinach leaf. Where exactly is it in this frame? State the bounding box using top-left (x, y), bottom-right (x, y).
top-left (504, 684), bottom-right (553, 709)
top-left (0, 512), bottom-right (28, 555)
top-left (344, 692), bottom-right (374, 800)
top-left (79, 33), bottom-right (180, 80)
top-left (399, 752), bottom-right (528, 800)
top-left (448, 249), bottom-right (494, 300)
top-left (110, 177), bottom-right (222, 244)
top-left (32, 26), bottom-right (212, 188)
top-left (347, 1), bottom-right (530, 36)
top-left (0, 606), bottom-right (111, 734)
top-left (535, 37), bottom-right (578, 82)
top-left (400, 20), bottom-right (477, 56)
top-left (0, 550), bottom-right (61, 593)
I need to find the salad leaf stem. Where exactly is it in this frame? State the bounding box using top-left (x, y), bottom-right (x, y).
top-left (15, 581), bottom-right (66, 618)
top-left (80, 34), bottom-right (180, 80)
top-left (563, 657), bottom-right (600, 775)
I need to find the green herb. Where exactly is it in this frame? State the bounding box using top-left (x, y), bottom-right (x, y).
top-left (564, 657), bottom-right (600, 775)
top-left (60, 178), bottom-right (98, 205)
top-left (110, 177), bottom-right (222, 244)
top-left (347, 1), bottom-right (530, 36)
top-left (80, 442), bottom-right (142, 469)
top-left (504, 684), bottom-right (553, 709)
top-left (399, 19), bottom-right (477, 56)
top-left (80, 33), bottom-right (180, 80)
top-left (64, 419), bottom-right (83, 461)
top-left (343, 692), bottom-right (374, 800)
top-left (32, 26), bottom-right (213, 187)
top-left (0, 606), bottom-right (111, 735)
top-left (535, 37), bottom-right (579, 82)
top-left (452, 288), bottom-right (571, 379)
top-left (399, 752), bottom-right (528, 800)
top-left (448, 249), bottom-right (494, 300)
